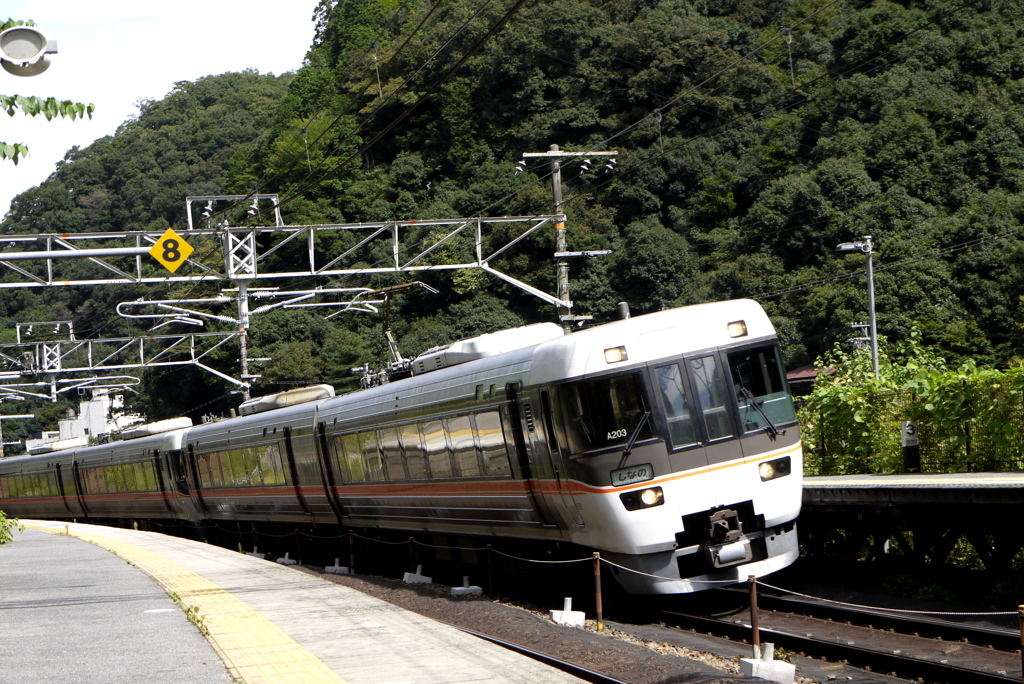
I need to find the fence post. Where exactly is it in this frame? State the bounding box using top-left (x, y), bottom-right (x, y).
top-left (487, 544), bottom-right (494, 597)
top-left (1018, 604), bottom-right (1023, 683)
top-left (348, 530), bottom-right (356, 573)
top-left (408, 536), bottom-right (416, 574)
top-left (593, 552), bottom-right (603, 632)
top-left (749, 575), bottom-right (760, 659)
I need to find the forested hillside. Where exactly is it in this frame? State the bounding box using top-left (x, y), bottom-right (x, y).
top-left (3, 0), bottom-right (1024, 428)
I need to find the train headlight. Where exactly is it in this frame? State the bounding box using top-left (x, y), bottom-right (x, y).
top-left (620, 486), bottom-right (664, 511)
top-left (727, 320), bottom-right (747, 338)
top-left (604, 346), bottom-right (628, 363)
top-left (758, 456), bottom-right (791, 482)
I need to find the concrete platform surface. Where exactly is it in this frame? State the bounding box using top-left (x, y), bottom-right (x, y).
top-left (2, 521), bottom-right (584, 684)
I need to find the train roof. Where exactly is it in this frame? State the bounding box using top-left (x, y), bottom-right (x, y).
top-left (529, 298), bottom-right (775, 381)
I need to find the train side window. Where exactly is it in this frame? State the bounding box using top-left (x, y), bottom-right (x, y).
top-left (690, 355), bottom-right (733, 441)
top-left (422, 420), bottom-right (452, 479)
top-left (124, 464), bottom-right (138, 491)
top-left (196, 453), bottom-right (216, 488)
top-left (334, 433), bottom-right (366, 482)
top-left (448, 415), bottom-right (480, 477)
top-left (359, 431), bottom-right (386, 481)
top-left (229, 448), bottom-right (249, 486)
top-left (655, 364), bottom-right (698, 448)
top-left (262, 444), bottom-right (287, 485)
top-left (477, 412), bottom-right (511, 477)
top-left (244, 447), bottom-right (264, 485)
top-left (0, 476), bottom-right (8, 498)
top-left (133, 462), bottom-right (149, 489)
top-left (378, 427), bottom-right (406, 480)
top-left (400, 423), bottom-right (429, 480)
top-left (102, 465), bottom-right (118, 492)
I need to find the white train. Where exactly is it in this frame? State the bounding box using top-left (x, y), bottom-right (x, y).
top-left (0, 299), bottom-right (802, 593)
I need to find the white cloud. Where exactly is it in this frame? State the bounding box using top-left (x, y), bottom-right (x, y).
top-left (1, 1), bottom-right (318, 218)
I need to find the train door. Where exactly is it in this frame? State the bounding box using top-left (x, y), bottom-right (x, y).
top-left (185, 445), bottom-right (209, 514)
top-left (153, 450), bottom-right (176, 514)
top-left (646, 354), bottom-right (741, 520)
top-left (648, 360), bottom-right (712, 472)
top-left (54, 463), bottom-right (75, 515)
top-left (316, 421), bottom-right (346, 523)
top-left (504, 383), bottom-right (555, 527)
top-left (71, 461), bottom-right (89, 519)
top-left (283, 427), bottom-right (312, 515)
top-left (539, 389), bottom-right (585, 528)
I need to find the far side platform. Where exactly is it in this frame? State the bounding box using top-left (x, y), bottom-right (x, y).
top-left (804, 472), bottom-right (1024, 506)
top-left (801, 472), bottom-right (1024, 572)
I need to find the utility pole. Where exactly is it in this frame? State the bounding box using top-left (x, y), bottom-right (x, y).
top-left (522, 145), bottom-right (615, 331)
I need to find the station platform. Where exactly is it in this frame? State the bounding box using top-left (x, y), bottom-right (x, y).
top-left (804, 471), bottom-right (1024, 506)
top-left (0, 521), bottom-right (584, 684)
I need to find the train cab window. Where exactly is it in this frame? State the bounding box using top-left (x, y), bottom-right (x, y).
top-left (690, 355), bottom-right (733, 441)
top-left (655, 364), bottom-right (698, 449)
top-left (400, 423), bottom-right (429, 479)
top-left (359, 431), bottom-right (386, 481)
top-left (728, 344), bottom-right (797, 432)
top-left (477, 412), bottom-right (512, 477)
top-left (559, 372), bottom-right (653, 456)
top-left (422, 420), bottom-right (453, 479)
top-left (448, 415), bottom-right (481, 477)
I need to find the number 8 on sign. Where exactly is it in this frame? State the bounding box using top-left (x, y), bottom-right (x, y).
top-left (149, 228), bottom-right (194, 273)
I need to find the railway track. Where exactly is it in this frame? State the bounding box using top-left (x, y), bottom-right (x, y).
top-left (659, 588), bottom-right (1022, 684)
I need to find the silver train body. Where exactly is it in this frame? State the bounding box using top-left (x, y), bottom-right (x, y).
top-left (0, 299), bottom-right (802, 593)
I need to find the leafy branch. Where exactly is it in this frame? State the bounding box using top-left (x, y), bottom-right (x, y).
top-left (0, 509), bottom-right (24, 544)
top-left (0, 19), bottom-right (95, 164)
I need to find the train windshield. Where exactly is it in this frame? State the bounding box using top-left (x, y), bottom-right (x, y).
top-left (727, 344), bottom-right (796, 433)
top-left (559, 372), bottom-right (652, 455)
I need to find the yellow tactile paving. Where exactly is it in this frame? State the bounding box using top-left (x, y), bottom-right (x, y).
top-left (26, 524), bottom-right (346, 684)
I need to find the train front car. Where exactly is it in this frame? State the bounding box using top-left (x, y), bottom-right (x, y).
top-left (531, 299), bottom-right (802, 594)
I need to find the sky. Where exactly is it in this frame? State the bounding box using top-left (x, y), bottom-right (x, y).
top-left (1, 0), bottom-right (320, 218)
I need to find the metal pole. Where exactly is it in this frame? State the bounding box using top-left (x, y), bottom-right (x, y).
top-left (864, 235), bottom-right (879, 380)
top-left (237, 281), bottom-right (252, 400)
top-left (749, 575), bottom-right (761, 658)
top-left (593, 552), bottom-right (603, 631)
top-left (548, 144), bottom-right (572, 332)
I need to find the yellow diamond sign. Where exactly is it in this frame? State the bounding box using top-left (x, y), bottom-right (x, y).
top-left (149, 229), bottom-right (194, 273)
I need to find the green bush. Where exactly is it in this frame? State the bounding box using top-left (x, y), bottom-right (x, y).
top-left (799, 332), bottom-right (1024, 474)
top-left (0, 509), bottom-right (23, 544)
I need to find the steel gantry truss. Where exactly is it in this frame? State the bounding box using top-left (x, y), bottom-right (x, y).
top-left (0, 331), bottom-right (246, 387)
top-left (0, 210), bottom-right (568, 309)
top-left (0, 192), bottom-right (573, 399)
